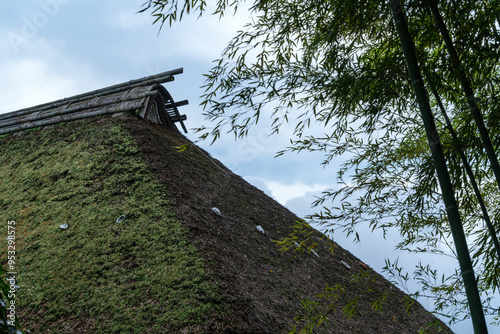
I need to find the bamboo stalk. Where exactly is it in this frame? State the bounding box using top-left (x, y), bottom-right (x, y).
top-left (428, 3), bottom-right (500, 195)
top-left (388, 1), bottom-right (488, 332)
top-left (0, 68), bottom-right (183, 121)
top-left (426, 71), bottom-right (500, 269)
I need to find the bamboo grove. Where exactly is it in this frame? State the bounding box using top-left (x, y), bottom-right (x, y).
top-left (142, 0), bottom-right (500, 330)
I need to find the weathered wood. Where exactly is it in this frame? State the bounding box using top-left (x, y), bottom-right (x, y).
top-left (0, 90), bottom-right (158, 130)
top-left (165, 100), bottom-right (189, 109)
top-left (0, 102), bottom-right (143, 135)
top-left (0, 68), bottom-right (183, 122)
top-left (0, 70), bottom-right (189, 135)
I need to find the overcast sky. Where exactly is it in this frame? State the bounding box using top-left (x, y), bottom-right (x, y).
top-left (1, 1), bottom-right (494, 332)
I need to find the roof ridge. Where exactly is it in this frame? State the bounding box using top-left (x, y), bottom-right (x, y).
top-left (0, 69), bottom-right (188, 135)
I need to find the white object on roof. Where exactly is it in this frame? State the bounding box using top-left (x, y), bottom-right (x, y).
top-left (294, 241), bottom-right (319, 257)
top-left (211, 207), bottom-right (221, 216)
top-left (116, 215), bottom-right (126, 224)
top-left (341, 260), bottom-right (350, 269)
top-left (256, 225), bottom-right (265, 234)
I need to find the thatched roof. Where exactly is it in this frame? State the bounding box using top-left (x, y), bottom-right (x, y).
top-left (0, 69), bottom-right (188, 135)
top-left (0, 72), bottom-right (453, 333)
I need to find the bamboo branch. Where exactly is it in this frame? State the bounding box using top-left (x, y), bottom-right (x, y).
top-left (425, 69), bottom-right (500, 268)
top-left (428, 2), bottom-right (500, 195)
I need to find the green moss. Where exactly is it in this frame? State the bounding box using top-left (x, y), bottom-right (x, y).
top-left (0, 120), bottom-right (225, 333)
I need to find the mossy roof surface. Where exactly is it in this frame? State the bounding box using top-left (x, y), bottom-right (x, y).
top-left (0, 119), bottom-right (227, 333)
top-left (0, 115), bottom-right (453, 333)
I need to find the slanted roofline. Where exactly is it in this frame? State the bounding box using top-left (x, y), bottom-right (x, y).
top-left (0, 68), bottom-right (188, 135)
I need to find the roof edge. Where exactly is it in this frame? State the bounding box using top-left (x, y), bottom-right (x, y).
top-left (0, 69), bottom-right (188, 135)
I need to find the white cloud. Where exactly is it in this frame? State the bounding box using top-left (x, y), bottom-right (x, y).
top-left (0, 59), bottom-right (72, 113)
top-left (268, 181), bottom-right (326, 205)
top-left (0, 41), bottom-right (101, 114)
top-left (109, 11), bottom-right (152, 30)
top-left (162, 7), bottom-right (251, 60)
top-left (245, 176), bottom-right (326, 205)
